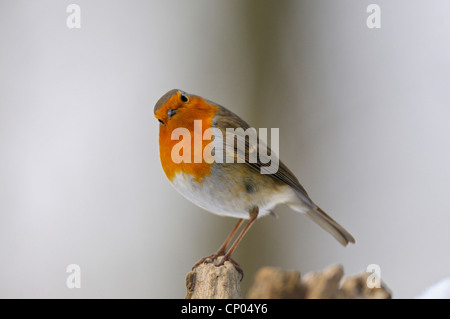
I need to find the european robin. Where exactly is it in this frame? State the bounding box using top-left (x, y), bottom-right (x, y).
top-left (154, 89), bottom-right (355, 276)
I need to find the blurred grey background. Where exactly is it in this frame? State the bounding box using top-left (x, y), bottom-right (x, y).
top-left (1, 0), bottom-right (449, 298)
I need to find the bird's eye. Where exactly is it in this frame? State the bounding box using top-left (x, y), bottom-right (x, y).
top-left (158, 119), bottom-right (165, 125)
top-left (167, 109), bottom-right (177, 118)
top-left (180, 93), bottom-right (189, 103)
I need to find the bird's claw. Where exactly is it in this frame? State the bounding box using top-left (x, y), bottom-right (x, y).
top-left (192, 254), bottom-right (244, 281)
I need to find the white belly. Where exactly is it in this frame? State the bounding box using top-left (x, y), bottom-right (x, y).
top-left (169, 171), bottom-right (295, 219)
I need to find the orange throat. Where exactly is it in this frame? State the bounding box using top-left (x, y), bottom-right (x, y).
top-left (158, 104), bottom-right (217, 183)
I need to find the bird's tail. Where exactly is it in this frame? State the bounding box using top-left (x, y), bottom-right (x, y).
top-left (289, 196), bottom-right (355, 246)
top-left (306, 206), bottom-right (355, 246)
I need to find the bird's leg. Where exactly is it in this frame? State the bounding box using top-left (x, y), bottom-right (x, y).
top-left (215, 207), bottom-right (259, 279)
top-left (192, 218), bottom-right (244, 270)
top-left (216, 218), bottom-right (245, 256)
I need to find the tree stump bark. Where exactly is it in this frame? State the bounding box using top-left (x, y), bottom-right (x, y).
top-left (246, 267), bottom-right (306, 298)
top-left (185, 262), bottom-right (391, 299)
top-left (185, 260), bottom-right (242, 299)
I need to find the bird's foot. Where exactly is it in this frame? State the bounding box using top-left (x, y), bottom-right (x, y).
top-left (215, 256), bottom-right (244, 281)
top-left (192, 252), bottom-right (244, 281)
top-left (191, 253), bottom-right (223, 270)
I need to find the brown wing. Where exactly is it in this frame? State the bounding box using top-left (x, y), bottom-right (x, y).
top-left (212, 103), bottom-right (314, 206)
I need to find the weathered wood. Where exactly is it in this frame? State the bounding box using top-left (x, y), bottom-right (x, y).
top-left (185, 262), bottom-right (392, 299)
top-left (185, 260), bottom-right (242, 299)
top-left (338, 271), bottom-right (392, 299)
top-left (246, 267), bottom-right (306, 299)
top-left (302, 264), bottom-right (344, 298)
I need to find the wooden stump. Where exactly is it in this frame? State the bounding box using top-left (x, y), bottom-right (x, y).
top-left (185, 262), bottom-right (392, 299)
top-left (185, 260), bottom-right (242, 299)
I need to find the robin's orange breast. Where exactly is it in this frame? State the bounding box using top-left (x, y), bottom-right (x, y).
top-left (158, 95), bottom-right (218, 183)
